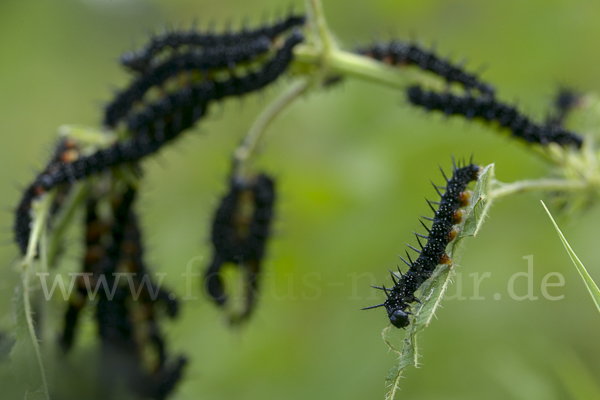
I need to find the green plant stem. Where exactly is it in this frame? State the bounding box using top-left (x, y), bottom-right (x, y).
top-left (24, 194), bottom-right (54, 266)
top-left (386, 369), bottom-right (402, 400)
top-left (306, 0), bottom-right (336, 53)
top-left (21, 193), bottom-right (54, 400)
top-left (234, 79), bottom-right (309, 177)
top-left (490, 178), bottom-right (589, 200)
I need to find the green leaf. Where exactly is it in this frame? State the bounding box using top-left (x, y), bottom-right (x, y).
top-left (383, 163), bottom-right (495, 400)
top-left (541, 200), bottom-right (600, 314)
top-left (462, 163), bottom-right (495, 238)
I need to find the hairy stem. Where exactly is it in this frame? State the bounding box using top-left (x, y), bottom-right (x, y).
top-left (21, 193), bottom-right (54, 400)
top-left (490, 178), bottom-right (589, 200)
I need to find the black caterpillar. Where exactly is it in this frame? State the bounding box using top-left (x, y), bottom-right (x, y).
top-left (364, 161), bottom-right (480, 328)
top-left (205, 173), bottom-right (275, 322)
top-left (357, 40), bottom-right (494, 95)
top-left (59, 196), bottom-right (107, 351)
top-left (120, 13), bottom-right (306, 73)
top-left (407, 85), bottom-right (584, 148)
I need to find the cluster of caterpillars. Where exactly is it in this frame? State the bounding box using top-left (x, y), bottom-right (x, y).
top-left (359, 38), bottom-right (583, 328)
top-left (13, 14), bottom-right (304, 399)
top-left (66, 185), bottom-right (185, 399)
top-left (357, 40), bottom-right (583, 149)
top-left (12, 7), bottom-right (588, 398)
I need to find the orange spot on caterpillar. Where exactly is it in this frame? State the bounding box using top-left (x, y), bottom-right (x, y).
top-left (453, 209), bottom-right (467, 224)
top-left (447, 226), bottom-right (460, 241)
top-left (84, 245), bottom-right (105, 265)
top-left (121, 240), bottom-right (139, 256)
top-left (86, 221), bottom-right (109, 243)
top-left (458, 190), bottom-right (472, 207)
top-left (440, 253), bottom-right (452, 265)
top-left (34, 185), bottom-right (46, 196)
top-left (60, 149), bottom-right (80, 163)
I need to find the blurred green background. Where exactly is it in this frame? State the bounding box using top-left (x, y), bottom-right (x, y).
top-left (1, 0), bottom-right (600, 399)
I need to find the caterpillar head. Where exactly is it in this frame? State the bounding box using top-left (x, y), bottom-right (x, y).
top-left (389, 308), bottom-right (410, 328)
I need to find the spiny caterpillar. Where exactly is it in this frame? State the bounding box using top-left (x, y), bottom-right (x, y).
top-left (407, 85), bottom-right (584, 148)
top-left (61, 188), bottom-right (177, 353)
top-left (364, 160), bottom-right (480, 328)
top-left (357, 40), bottom-right (494, 95)
top-left (58, 196), bottom-right (107, 352)
top-left (120, 13), bottom-right (306, 73)
top-left (205, 173), bottom-right (275, 322)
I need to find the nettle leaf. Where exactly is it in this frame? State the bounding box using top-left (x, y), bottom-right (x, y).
top-left (462, 163), bottom-right (494, 239)
top-left (384, 163), bottom-right (495, 400)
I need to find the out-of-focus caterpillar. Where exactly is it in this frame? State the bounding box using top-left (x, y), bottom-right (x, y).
top-left (205, 173), bottom-right (275, 323)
